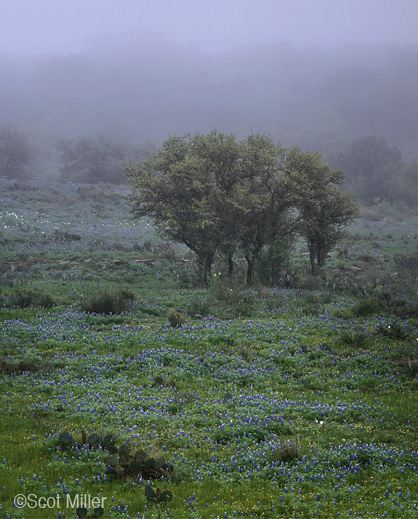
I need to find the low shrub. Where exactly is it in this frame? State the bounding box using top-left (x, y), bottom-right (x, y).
top-left (0, 355), bottom-right (48, 374)
top-left (209, 273), bottom-right (245, 304)
top-left (263, 291), bottom-right (285, 312)
top-left (376, 322), bottom-right (412, 340)
top-left (11, 287), bottom-right (55, 309)
top-left (167, 308), bottom-right (186, 328)
top-left (272, 440), bottom-right (300, 463)
top-left (81, 288), bottom-right (134, 315)
top-left (389, 299), bottom-right (418, 319)
top-left (234, 291), bottom-right (255, 317)
top-left (333, 308), bottom-right (351, 319)
top-left (37, 293), bottom-right (55, 309)
top-left (352, 298), bottom-right (380, 317)
top-left (13, 287), bottom-right (37, 308)
top-left (340, 330), bottom-right (368, 346)
top-left (300, 276), bottom-right (324, 291)
top-left (187, 297), bottom-right (211, 317)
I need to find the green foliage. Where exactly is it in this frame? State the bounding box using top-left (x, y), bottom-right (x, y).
top-left (286, 146), bottom-right (359, 276)
top-left (126, 131), bottom-right (247, 285)
top-left (81, 288), bottom-right (134, 314)
top-left (58, 432), bottom-right (73, 450)
top-left (126, 131), bottom-right (297, 286)
top-left (187, 296), bottom-right (211, 317)
top-left (145, 487), bottom-right (173, 519)
top-left (234, 292), bottom-right (255, 317)
top-left (75, 507), bottom-right (104, 518)
top-left (11, 287), bottom-right (56, 309)
top-left (376, 322), bottom-right (412, 340)
top-left (255, 236), bottom-right (292, 286)
top-left (58, 429), bottom-right (119, 452)
top-left (12, 287), bottom-right (37, 308)
top-left (395, 161), bottom-right (418, 207)
top-left (87, 433), bottom-right (100, 448)
top-left (374, 288), bottom-right (418, 319)
top-left (271, 441), bottom-right (300, 463)
top-left (0, 354), bottom-right (46, 374)
top-left (339, 330), bottom-right (368, 347)
top-left (302, 290), bottom-right (331, 306)
top-left (37, 292), bottom-right (55, 309)
top-left (145, 485), bottom-right (156, 501)
top-left (351, 298), bottom-right (380, 317)
top-left (167, 308), bottom-right (186, 328)
top-left (105, 447), bottom-right (173, 480)
top-left (126, 131), bottom-right (357, 285)
top-left (209, 271), bottom-right (246, 303)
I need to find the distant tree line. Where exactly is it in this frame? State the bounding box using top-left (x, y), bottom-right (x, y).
top-left (332, 135), bottom-right (418, 206)
top-left (126, 131), bottom-right (359, 285)
top-left (0, 125), bottom-right (32, 179)
top-left (1, 124), bottom-right (416, 209)
top-left (55, 135), bottom-right (156, 184)
top-left (0, 126), bottom-right (153, 184)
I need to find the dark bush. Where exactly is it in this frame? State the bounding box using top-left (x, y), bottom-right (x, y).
top-left (352, 298), bottom-right (380, 317)
top-left (388, 299), bottom-right (418, 319)
top-left (13, 287), bottom-right (37, 308)
top-left (37, 293), bottom-right (55, 309)
top-left (340, 330), bottom-right (368, 346)
top-left (10, 287), bottom-right (56, 309)
top-left (81, 288), bottom-right (134, 315)
top-left (0, 356), bottom-right (48, 374)
top-left (167, 308), bottom-right (186, 328)
top-left (272, 441), bottom-right (300, 463)
top-left (234, 291), bottom-right (255, 317)
top-left (376, 322), bottom-right (412, 340)
top-left (187, 297), bottom-right (211, 317)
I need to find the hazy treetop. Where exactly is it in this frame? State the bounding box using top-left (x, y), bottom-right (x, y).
top-left (1, 0), bottom-right (417, 56)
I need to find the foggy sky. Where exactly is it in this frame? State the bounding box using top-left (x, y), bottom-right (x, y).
top-left (1, 0), bottom-right (418, 56)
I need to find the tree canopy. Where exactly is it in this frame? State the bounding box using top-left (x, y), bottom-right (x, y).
top-left (126, 132), bottom-right (253, 284)
top-left (126, 131), bottom-right (358, 285)
top-left (285, 146), bottom-right (359, 276)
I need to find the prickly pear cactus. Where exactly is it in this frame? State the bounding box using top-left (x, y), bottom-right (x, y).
top-left (145, 485), bottom-right (156, 501)
top-left (159, 490), bottom-right (173, 503)
top-left (87, 433), bottom-right (100, 449)
top-left (58, 432), bottom-right (73, 449)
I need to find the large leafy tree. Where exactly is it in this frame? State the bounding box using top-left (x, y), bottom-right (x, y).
top-left (239, 133), bottom-right (296, 285)
top-left (285, 147), bottom-right (359, 276)
top-left (125, 131), bottom-right (249, 285)
top-left (0, 125), bottom-right (32, 179)
top-left (126, 132), bottom-right (357, 285)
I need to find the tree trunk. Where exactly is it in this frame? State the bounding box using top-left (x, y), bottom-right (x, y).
top-left (227, 254), bottom-right (234, 278)
top-left (198, 251), bottom-right (215, 287)
top-left (309, 248), bottom-right (319, 276)
top-left (245, 255), bottom-right (255, 286)
top-left (200, 256), bottom-right (207, 287)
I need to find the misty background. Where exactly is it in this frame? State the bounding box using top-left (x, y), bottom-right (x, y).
top-left (1, 0), bottom-right (418, 202)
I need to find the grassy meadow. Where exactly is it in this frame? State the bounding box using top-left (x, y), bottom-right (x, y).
top-left (0, 178), bottom-right (417, 518)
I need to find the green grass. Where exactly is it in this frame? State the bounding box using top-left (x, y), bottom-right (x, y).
top-left (0, 179), bottom-right (418, 518)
